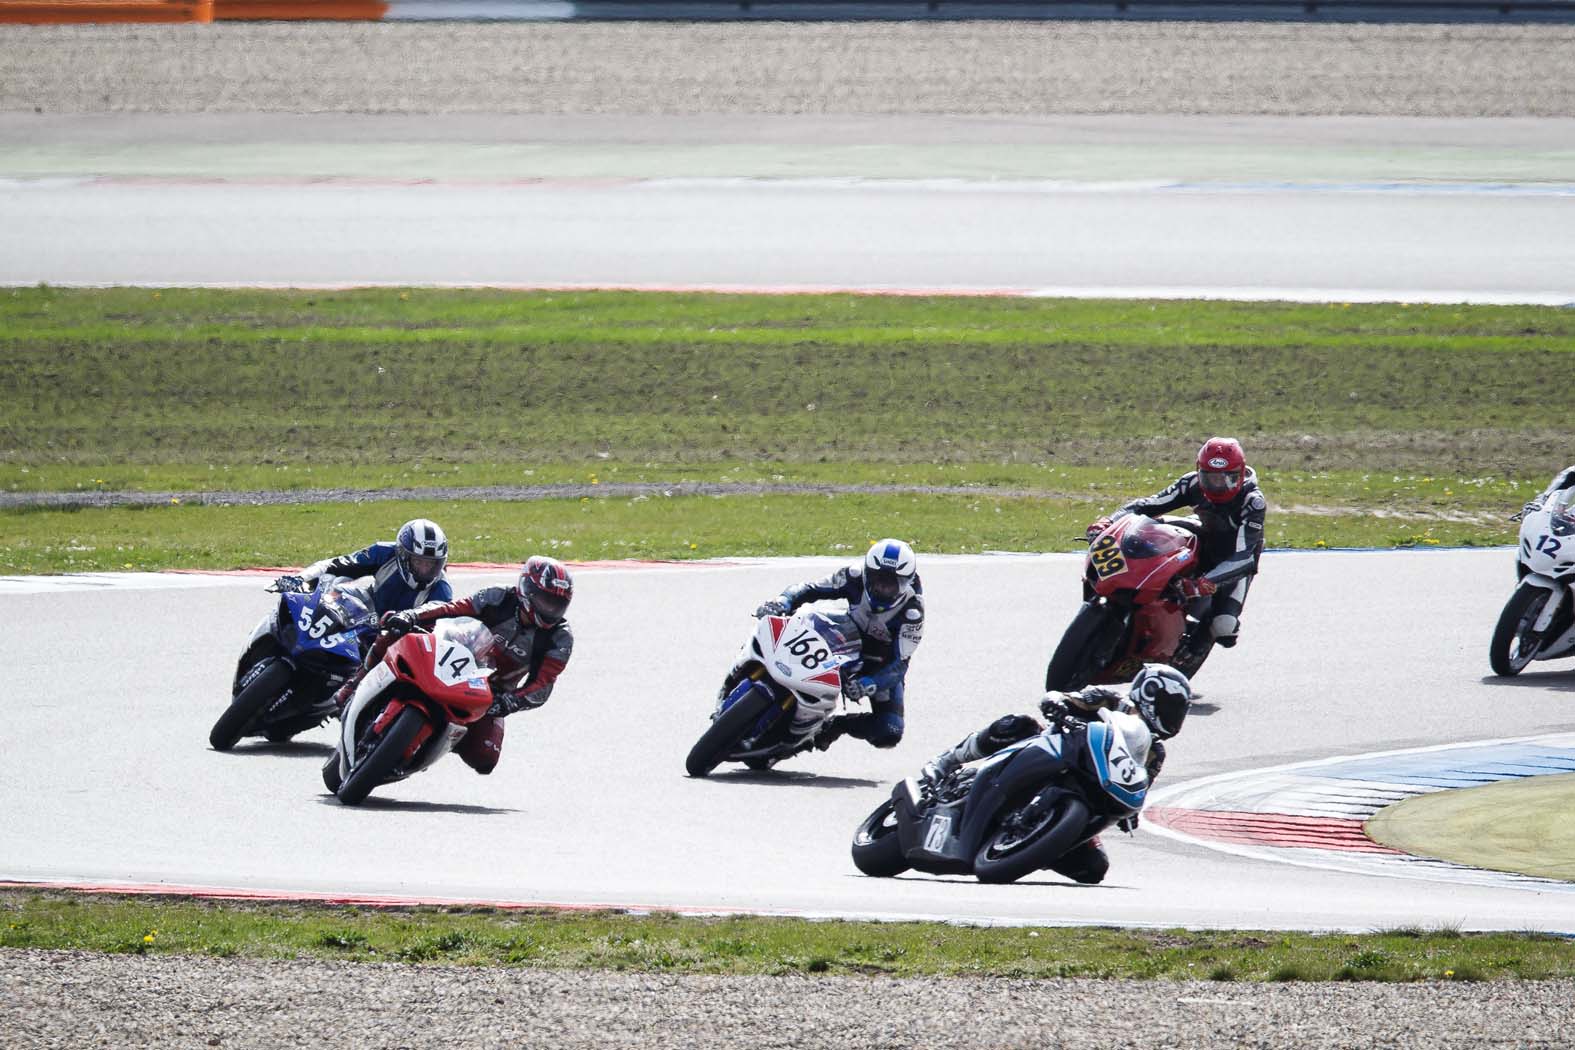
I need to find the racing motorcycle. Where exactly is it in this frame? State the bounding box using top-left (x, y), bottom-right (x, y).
top-left (323, 617), bottom-right (496, 806)
top-left (850, 709), bottom-right (1152, 884)
top-left (1490, 490), bottom-right (1575, 676)
top-left (685, 609), bottom-right (864, 777)
top-left (209, 576), bottom-right (378, 751)
top-left (1045, 514), bottom-right (1210, 691)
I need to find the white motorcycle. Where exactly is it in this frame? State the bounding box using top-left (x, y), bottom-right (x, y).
top-left (685, 609), bottom-right (865, 777)
top-left (1490, 489), bottom-right (1575, 676)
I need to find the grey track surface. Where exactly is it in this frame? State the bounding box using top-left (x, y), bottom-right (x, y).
top-left (3, 24), bottom-right (1573, 297)
top-left (8, 949), bottom-right (1575, 1050)
top-left (4, 22), bottom-right (1575, 116)
top-left (5, 552), bottom-right (1575, 931)
top-left (7, 175), bottom-right (1574, 298)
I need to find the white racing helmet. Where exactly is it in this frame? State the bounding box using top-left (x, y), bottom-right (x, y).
top-left (861, 539), bottom-right (917, 613)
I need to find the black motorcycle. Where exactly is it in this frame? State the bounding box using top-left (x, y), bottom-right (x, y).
top-left (850, 714), bottom-right (1152, 884)
top-left (209, 577), bottom-right (377, 751)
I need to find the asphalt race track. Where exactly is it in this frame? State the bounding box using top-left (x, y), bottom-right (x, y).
top-left (3, 175), bottom-right (1573, 302)
top-left (4, 551), bottom-right (1574, 931)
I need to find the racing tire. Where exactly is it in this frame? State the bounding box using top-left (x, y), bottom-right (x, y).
top-left (685, 684), bottom-right (780, 778)
top-left (1046, 602), bottom-right (1123, 691)
top-left (1489, 582), bottom-right (1553, 677)
top-left (336, 706), bottom-right (426, 806)
top-left (851, 798), bottom-right (909, 878)
top-left (208, 660), bottom-right (291, 752)
top-left (973, 794), bottom-right (1091, 885)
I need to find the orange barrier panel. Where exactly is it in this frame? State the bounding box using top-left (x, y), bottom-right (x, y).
top-left (0, 0), bottom-right (212, 20)
top-left (211, 0), bottom-right (388, 16)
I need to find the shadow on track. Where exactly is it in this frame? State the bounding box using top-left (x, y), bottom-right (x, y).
top-left (1478, 670), bottom-right (1575, 692)
top-left (850, 873), bottom-right (1131, 890)
top-left (314, 796), bottom-right (519, 816)
top-left (705, 770), bottom-right (884, 790)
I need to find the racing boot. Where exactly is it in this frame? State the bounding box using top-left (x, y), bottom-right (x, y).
top-left (813, 715), bottom-right (851, 752)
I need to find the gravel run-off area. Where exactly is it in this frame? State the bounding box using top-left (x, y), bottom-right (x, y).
top-left (7, 949), bottom-right (1575, 1049)
top-left (1, 22), bottom-right (1574, 116)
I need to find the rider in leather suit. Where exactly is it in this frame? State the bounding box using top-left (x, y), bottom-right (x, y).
top-left (919, 664), bottom-right (1192, 884)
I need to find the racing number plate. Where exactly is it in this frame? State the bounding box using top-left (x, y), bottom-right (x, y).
top-left (1089, 533), bottom-right (1127, 580)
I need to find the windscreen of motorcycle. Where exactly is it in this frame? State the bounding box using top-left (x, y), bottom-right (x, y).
top-left (428, 617), bottom-right (498, 684)
top-left (1552, 489), bottom-right (1575, 538)
top-left (1120, 518), bottom-right (1194, 559)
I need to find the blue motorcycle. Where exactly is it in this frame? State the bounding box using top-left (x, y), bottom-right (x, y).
top-left (850, 713), bottom-right (1153, 884)
top-left (209, 577), bottom-right (377, 751)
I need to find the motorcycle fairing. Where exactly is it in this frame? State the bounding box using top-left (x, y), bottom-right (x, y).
top-left (897, 738), bottom-right (1075, 870)
top-left (1084, 720), bottom-right (1149, 810)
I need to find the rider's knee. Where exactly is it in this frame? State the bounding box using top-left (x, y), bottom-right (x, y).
top-left (1210, 613), bottom-right (1240, 645)
top-left (1053, 839), bottom-right (1110, 885)
top-left (866, 713), bottom-right (904, 749)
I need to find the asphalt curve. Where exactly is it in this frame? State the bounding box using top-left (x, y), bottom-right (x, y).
top-left (3, 550), bottom-right (1573, 932)
top-left (4, 175), bottom-right (1572, 302)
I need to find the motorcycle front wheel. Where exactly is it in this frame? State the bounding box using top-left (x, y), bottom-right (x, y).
top-left (1489, 581), bottom-right (1553, 676)
top-left (1046, 602), bottom-right (1123, 691)
top-left (208, 659), bottom-right (291, 752)
top-left (685, 683), bottom-right (782, 778)
top-left (851, 798), bottom-right (909, 878)
top-left (973, 793), bottom-right (1090, 885)
top-left (336, 706), bottom-right (426, 806)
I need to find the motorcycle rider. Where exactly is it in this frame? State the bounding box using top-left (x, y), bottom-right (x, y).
top-left (740, 539), bottom-right (923, 752)
top-left (1086, 437), bottom-right (1265, 664)
top-left (1522, 465), bottom-right (1575, 517)
top-left (359, 556), bottom-right (576, 775)
top-left (919, 663), bottom-right (1192, 885)
top-left (272, 518), bottom-right (453, 612)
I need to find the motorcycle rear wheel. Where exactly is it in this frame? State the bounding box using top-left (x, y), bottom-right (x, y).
top-left (1046, 602), bottom-right (1122, 691)
top-left (973, 794), bottom-right (1090, 885)
top-left (1489, 582), bottom-right (1552, 677)
top-left (208, 659), bottom-right (291, 752)
top-left (685, 684), bottom-right (780, 778)
top-left (336, 706), bottom-right (426, 806)
top-left (851, 798), bottom-right (909, 878)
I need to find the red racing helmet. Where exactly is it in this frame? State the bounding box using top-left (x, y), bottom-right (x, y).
top-left (517, 556), bottom-right (573, 628)
top-left (1196, 437), bottom-right (1246, 504)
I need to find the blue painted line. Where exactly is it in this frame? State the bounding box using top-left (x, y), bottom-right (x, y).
top-left (1313, 743), bottom-right (1575, 792)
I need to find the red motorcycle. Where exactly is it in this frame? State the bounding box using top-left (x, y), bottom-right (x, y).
top-left (1045, 515), bottom-right (1212, 691)
top-left (323, 617), bottom-right (496, 806)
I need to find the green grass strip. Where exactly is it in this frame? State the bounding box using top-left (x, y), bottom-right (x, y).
top-left (0, 491), bottom-right (1512, 575)
top-left (4, 287), bottom-right (1573, 473)
top-left (3, 891), bottom-right (1571, 981)
top-left (1366, 774), bottom-right (1575, 882)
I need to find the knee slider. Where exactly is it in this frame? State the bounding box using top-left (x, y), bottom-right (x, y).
top-left (1210, 613), bottom-right (1239, 640)
top-left (869, 713), bottom-right (905, 749)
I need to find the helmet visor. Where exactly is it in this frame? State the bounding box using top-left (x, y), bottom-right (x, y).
top-left (1199, 470), bottom-right (1241, 497)
top-left (407, 553), bottom-right (444, 585)
top-left (866, 568), bottom-right (904, 606)
top-left (526, 588), bottom-right (570, 625)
